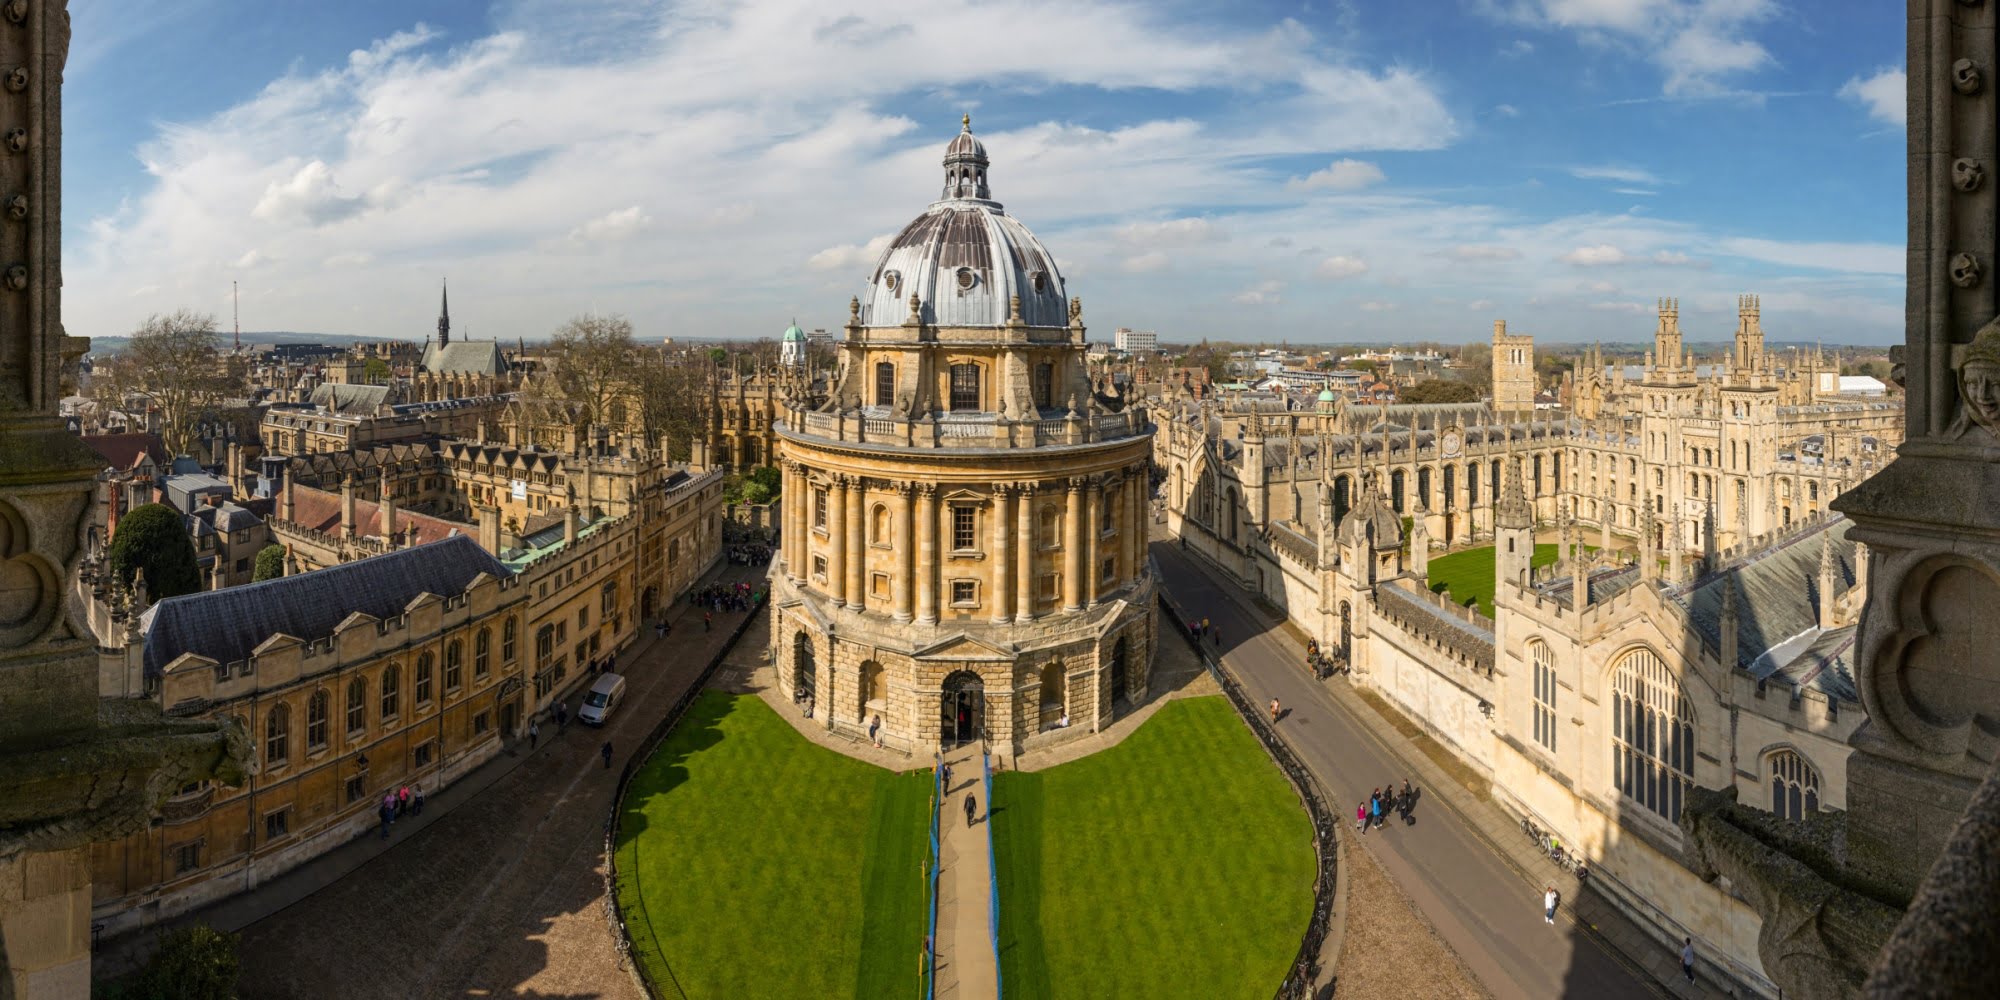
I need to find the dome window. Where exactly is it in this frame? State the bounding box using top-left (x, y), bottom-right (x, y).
top-left (956, 267), bottom-right (976, 292)
top-left (1030, 270), bottom-right (1047, 293)
top-left (883, 270), bottom-right (900, 294)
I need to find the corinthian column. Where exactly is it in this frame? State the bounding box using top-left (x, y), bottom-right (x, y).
top-left (845, 476), bottom-right (866, 608)
top-left (991, 485), bottom-right (1014, 624)
top-left (915, 484), bottom-right (938, 625)
top-left (1064, 477), bottom-right (1085, 611)
top-left (1084, 476), bottom-right (1102, 607)
top-left (893, 482), bottom-right (914, 623)
top-left (828, 475), bottom-right (848, 606)
top-left (1016, 483), bottom-right (1036, 621)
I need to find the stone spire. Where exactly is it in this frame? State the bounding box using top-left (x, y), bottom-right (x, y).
top-left (1496, 447), bottom-right (1533, 530)
top-left (1818, 527), bottom-right (1838, 628)
top-left (437, 279), bottom-right (451, 347)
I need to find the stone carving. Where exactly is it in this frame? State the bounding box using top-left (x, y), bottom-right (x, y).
top-left (1954, 157), bottom-right (1985, 192)
top-left (1859, 556), bottom-right (2000, 762)
top-left (1, 1), bottom-right (21, 27)
top-left (1953, 57), bottom-right (1983, 95)
top-left (5, 193), bottom-right (22, 219)
top-left (1948, 318), bottom-right (2000, 440)
top-left (3, 127), bottom-right (22, 153)
top-left (2, 67), bottom-right (22, 93)
top-left (1950, 252), bottom-right (1983, 288)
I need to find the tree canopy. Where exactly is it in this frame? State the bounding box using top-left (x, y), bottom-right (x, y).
top-left (1401, 379), bottom-right (1481, 404)
top-left (108, 503), bottom-right (202, 600)
top-left (252, 544), bottom-right (287, 582)
top-left (95, 311), bottom-right (246, 456)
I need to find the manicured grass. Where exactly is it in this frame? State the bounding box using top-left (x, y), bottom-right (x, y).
top-left (990, 696), bottom-right (1315, 1000)
top-left (615, 691), bottom-right (931, 1000)
top-left (1425, 543), bottom-right (1561, 618)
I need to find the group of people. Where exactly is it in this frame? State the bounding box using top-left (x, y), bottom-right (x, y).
top-left (1188, 616), bottom-right (1221, 648)
top-left (727, 544), bottom-right (771, 566)
top-left (1304, 639), bottom-right (1346, 679)
top-left (376, 783), bottom-right (425, 839)
top-left (691, 581), bottom-right (760, 615)
top-left (1354, 780), bottom-right (1416, 834)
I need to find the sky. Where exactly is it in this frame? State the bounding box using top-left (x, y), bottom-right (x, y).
top-left (62, 0), bottom-right (1907, 346)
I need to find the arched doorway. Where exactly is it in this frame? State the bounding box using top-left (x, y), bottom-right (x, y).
top-left (793, 632), bottom-right (817, 706)
top-left (941, 670), bottom-right (985, 748)
top-left (641, 585), bottom-right (658, 620)
top-left (1109, 637), bottom-right (1129, 704)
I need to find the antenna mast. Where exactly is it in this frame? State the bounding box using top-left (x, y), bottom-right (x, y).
top-left (233, 280), bottom-right (240, 352)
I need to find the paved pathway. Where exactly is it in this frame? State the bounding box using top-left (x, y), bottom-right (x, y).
top-left (933, 744), bottom-right (999, 1000)
top-left (1155, 541), bottom-right (1738, 1000)
top-left (98, 560), bottom-right (770, 1000)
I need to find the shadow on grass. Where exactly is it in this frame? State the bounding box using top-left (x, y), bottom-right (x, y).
top-left (991, 771), bottom-right (1052, 1000)
top-left (856, 768), bottom-right (934, 999)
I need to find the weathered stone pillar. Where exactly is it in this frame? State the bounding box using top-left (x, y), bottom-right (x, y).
top-left (1063, 477), bottom-right (1085, 611)
top-left (1016, 483), bottom-right (1036, 621)
top-left (892, 482), bottom-right (914, 623)
top-left (845, 477), bottom-right (866, 607)
top-left (991, 485), bottom-right (1014, 623)
top-left (915, 484), bottom-right (937, 625)
top-left (828, 474), bottom-right (848, 606)
top-left (1084, 477), bottom-right (1102, 607)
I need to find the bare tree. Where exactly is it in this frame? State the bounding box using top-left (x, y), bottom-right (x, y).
top-left (631, 346), bottom-right (709, 461)
top-left (101, 311), bottom-right (245, 456)
top-left (538, 314), bottom-right (638, 451)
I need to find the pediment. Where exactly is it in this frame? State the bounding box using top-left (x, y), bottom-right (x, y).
top-left (912, 632), bottom-right (1015, 660)
top-left (940, 488), bottom-right (987, 504)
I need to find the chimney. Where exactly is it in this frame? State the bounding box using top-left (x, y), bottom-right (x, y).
top-left (379, 469), bottom-right (397, 545)
top-left (341, 474), bottom-right (357, 538)
top-left (282, 469), bottom-right (296, 524)
top-left (477, 504), bottom-right (501, 554)
top-left (564, 504), bottom-right (580, 545)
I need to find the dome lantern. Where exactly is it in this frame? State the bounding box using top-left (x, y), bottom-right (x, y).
top-left (942, 114), bottom-right (990, 201)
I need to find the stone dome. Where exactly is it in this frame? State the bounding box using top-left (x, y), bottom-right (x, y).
top-left (856, 117), bottom-right (1069, 329)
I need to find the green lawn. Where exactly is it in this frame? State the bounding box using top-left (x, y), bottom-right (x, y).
top-left (990, 697), bottom-right (1315, 1000)
top-left (615, 691), bottom-right (931, 1000)
top-left (1425, 543), bottom-right (1562, 618)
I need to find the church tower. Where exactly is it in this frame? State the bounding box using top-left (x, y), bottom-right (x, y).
top-left (1494, 449), bottom-right (1535, 597)
top-left (437, 280), bottom-right (451, 347)
top-left (1491, 319), bottom-right (1536, 413)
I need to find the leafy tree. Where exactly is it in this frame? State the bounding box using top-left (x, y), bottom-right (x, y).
top-left (252, 544), bottom-right (287, 582)
top-left (707, 347), bottom-right (729, 366)
top-left (748, 465), bottom-right (781, 495)
top-left (124, 925), bottom-right (239, 1000)
top-left (362, 356), bottom-right (391, 384)
top-left (108, 503), bottom-right (201, 600)
top-left (95, 311), bottom-right (246, 456)
top-left (739, 481), bottom-right (773, 505)
top-left (1345, 359), bottom-right (1382, 378)
top-left (1401, 379), bottom-right (1480, 404)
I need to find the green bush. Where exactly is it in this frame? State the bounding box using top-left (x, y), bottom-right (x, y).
top-left (102, 924), bottom-right (239, 1000)
top-left (108, 503), bottom-right (202, 600)
top-left (739, 481), bottom-right (773, 505)
top-left (251, 544), bottom-right (286, 582)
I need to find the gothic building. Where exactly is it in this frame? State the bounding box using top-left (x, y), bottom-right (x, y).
top-left (768, 118), bottom-right (1156, 756)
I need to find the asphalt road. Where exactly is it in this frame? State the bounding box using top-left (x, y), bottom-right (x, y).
top-left (1153, 542), bottom-right (1655, 1000)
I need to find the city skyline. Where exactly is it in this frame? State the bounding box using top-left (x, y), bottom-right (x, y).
top-left (64, 0), bottom-right (1903, 344)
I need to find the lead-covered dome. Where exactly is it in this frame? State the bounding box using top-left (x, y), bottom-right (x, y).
top-left (857, 116), bottom-right (1069, 329)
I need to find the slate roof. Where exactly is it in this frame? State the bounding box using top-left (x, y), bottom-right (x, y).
top-left (140, 534), bottom-right (509, 677)
top-left (420, 340), bottom-right (507, 376)
top-left (309, 382), bottom-right (392, 414)
top-left (1671, 517), bottom-right (1859, 700)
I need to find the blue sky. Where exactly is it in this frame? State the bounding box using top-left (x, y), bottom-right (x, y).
top-left (63, 0), bottom-right (1906, 345)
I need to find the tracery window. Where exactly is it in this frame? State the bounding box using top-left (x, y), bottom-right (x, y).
top-left (416, 653), bottom-right (435, 706)
top-left (1531, 640), bottom-right (1557, 754)
top-left (265, 705), bottom-right (290, 766)
top-left (1769, 749), bottom-right (1821, 820)
top-left (445, 640), bottom-right (463, 692)
top-left (1611, 647), bottom-right (1695, 824)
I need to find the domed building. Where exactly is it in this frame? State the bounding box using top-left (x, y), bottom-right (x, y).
top-left (780, 320), bottom-right (808, 369)
top-left (770, 117), bottom-right (1157, 755)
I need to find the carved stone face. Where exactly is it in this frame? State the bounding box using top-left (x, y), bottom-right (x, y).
top-left (1961, 359), bottom-right (2000, 436)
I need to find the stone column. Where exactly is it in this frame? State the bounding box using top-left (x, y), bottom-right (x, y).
top-left (1016, 483), bottom-right (1036, 621)
top-left (991, 485), bottom-right (1014, 623)
top-left (893, 482), bottom-right (914, 623)
top-left (845, 477), bottom-right (866, 609)
top-left (1063, 477), bottom-right (1085, 611)
top-left (789, 462), bottom-right (808, 581)
top-left (1084, 477), bottom-right (1102, 607)
top-left (915, 484), bottom-right (938, 625)
top-left (828, 475), bottom-right (848, 606)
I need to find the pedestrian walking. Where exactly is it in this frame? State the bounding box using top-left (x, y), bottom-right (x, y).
top-left (704, 612), bottom-right (713, 633)
top-left (606, 652), bottom-right (616, 673)
top-left (1369, 794), bottom-right (1381, 830)
top-left (530, 719), bottom-right (540, 749)
top-left (397, 785), bottom-right (411, 818)
top-left (378, 798), bottom-right (394, 840)
top-left (1269, 698), bottom-right (1281, 724)
top-left (411, 783), bottom-right (425, 816)
top-left (941, 763), bottom-right (952, 792)
top-left (963, 792), bottom-right (977, 827)
top-left (1211, 624), bottom-right (1221, 647)
top-left (869, 714), bottom-right (882, 748)
top-left (1544, 886), bottom-right (1559, 925)
top-left (1356, 802), bottom-right (1368, 834)
top-left (556, 702), bottom-right (568, 731)
top-left (601, 741), bottom-right (613, 769)
top-left (1680, 938), bottom-right (1696, 984)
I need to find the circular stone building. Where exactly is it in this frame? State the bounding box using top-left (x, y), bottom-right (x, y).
top-left (769, 117), bottom-right (1156, 756)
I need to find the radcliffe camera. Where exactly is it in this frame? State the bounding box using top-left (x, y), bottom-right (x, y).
top-left (1, 3), bottom-right (1980, 1000)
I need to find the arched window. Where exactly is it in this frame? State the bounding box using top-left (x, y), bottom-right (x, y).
top-left (875, 362), bottom-right (896, 407)
top-left (1768, 749), bottom-right (1821, 820)
top-left (1463, 463), bottom-right (1476, 505)
top-left (950, 363), bottom-right (981, 411)
top-left (445, 640), bottom-right (463, 692)
top-left (1333, 475), bottom-right (1350, 524)
top-left (1490, 459), bottom-right (1501, 499)
top-left (1416, 466), bottom-right (1431, 509)
top-left (860, 661), bottom-right (885, 714)
top-left (416, 653), bottom-right (435, 706)
top-left (503, 617), bottom-right (518, 663)
top-left (872, 503), bottom-right (890, 544)
top-left (1531, 640), bottom-right (1557, 753)
top-left (1808, 480), bottom-right (1819, 501)
top-left (346, 676), bottom-right (367, 735)
top-left (1390, 470), bottom-right (1405, 513)
top-left (380, 664), bottom-right (400, 721)
top-left (1041, 660), bottom-right (1066, 710)
top-left (306, 690), bottom-right (329, 750)
top-left (1532, 454), bottom-right (1543, 495)
top-left (475, 628), bottom-right (492, 679)
top-left (1610, 647), bottom-right (1695, 824)
top-left (265, 704), bottom-right (290, 765)
top-left (1224, 488), bottom-right (1239, 541)
top-left (1442, 464), bottom-right (1456, 509)
top-left (793, 632), bottom-right (817, 697)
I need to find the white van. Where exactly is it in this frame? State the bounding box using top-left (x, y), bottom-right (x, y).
top-left (578, 673), bottom-right (626, 726)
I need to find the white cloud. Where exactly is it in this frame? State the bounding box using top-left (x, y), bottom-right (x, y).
top-left (323, 252), bottom-right (375, 269)
top-left (1467, 299), bottom-right (1497, 311)
top-left (1486, 0), bottom-right (1781, 97)
top-left (1116, 217), bottom-right (1225, 246)
top-left (1712, 237), bottom-right (1902, 274)
top-left (806, 234), bottom-right (894, 272)
top-left (1560, 244), bottom-right (1629, 265)
top-left (1121, 251), bottom-right (1170, 273)
top-left (1500, 40), bottom-right (1535, 58)
top-left (252, 160), bottom-right (366, 226)
top-left (1612, 188), bottom-right (1657, 196)
top-left (1570, 164), bottom-right (1661, 185)
top-left (1357, 299), bottom-right (1397, 312)
top-left (568, 205), bottom-right (654, 243)
top-left (1493, 103), bottom-right (1521, 118)
top-left (1650, 249), bottom-right (1702, 266)
top-left (1231, 279), bottom-right (1284, 305)
top-left (1316, 255), bottom-right (1369, 280)
top-left (1287, 159), bottom-right (1386, 193)
top-left (1450, 244), bottom-right (1522, 261)
top-left (234, 249), bottom-right (272, 270)
top-left (1840, 68), bottom-right (1906, 127)
top-left (1588, 300), bottom-right (1651, 313)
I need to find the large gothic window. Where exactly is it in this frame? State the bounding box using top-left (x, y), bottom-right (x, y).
top-left (1768, 749), bottom-right (1821, 820)
top-left (1464, 463), bottom-right (1477, 505)
top-left (1531, 640), bottom-right (1557, 754)
top-left (1442, 464), bottom-right (1456, 509)
top-left (950, 364), bottom-right (981, 411)
top-left (1416, 466), bottom-right (1431, 509)
top-left (876, 363), bottom-right (895, 407)
top-left (1390, 470), bottom-right (1405, 513)
top-left (1611, 647), bottom-right (1695, 824)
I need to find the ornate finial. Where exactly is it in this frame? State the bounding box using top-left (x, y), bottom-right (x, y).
top-left (849, 296), bottom-right (860, 321)
top-left (962, 113), bottom-right (971, 131)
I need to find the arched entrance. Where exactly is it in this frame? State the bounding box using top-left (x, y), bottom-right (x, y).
top-left (1109, 637), bottom-right (1129, 704)
top-left (941, 670), bottom-right (985, 748)
top-left (641, 585), bottom-right (658, 620)
top-left (793, 632), bottom-right (817, 706)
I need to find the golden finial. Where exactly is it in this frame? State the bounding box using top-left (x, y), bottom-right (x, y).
top-left (962, 113), bottom-right (971, 131)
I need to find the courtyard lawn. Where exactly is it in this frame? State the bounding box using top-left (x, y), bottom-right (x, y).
top-left (615, 691), bottom-right (931, 1000)
top-left (990, 696), bottom-right (1315, 1000)
top-left (1426, 543), bottom-right (1560, 618)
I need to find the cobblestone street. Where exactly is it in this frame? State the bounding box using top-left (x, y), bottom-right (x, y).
top-left (216, 562), bottom-right (768, 1000)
